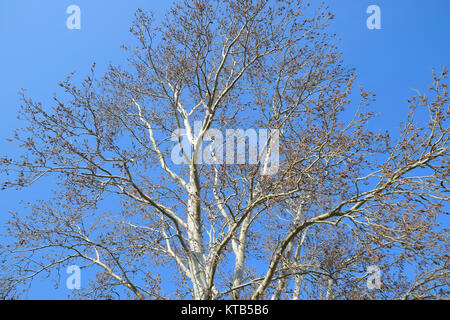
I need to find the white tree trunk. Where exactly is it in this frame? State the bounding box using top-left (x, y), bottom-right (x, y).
top-left (231, 215), bottom-right (251, 299)
top-left (186, 166), bottom-right (208, 299)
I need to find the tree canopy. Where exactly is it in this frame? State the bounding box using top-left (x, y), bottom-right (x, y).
top-left (0, 0), bottom-right (448, 300)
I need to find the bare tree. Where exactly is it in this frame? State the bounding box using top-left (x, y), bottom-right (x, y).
top-left (1, 0), bottom-right (448, 300)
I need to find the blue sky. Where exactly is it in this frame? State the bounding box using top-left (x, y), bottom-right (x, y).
top-left (0, 0), bottom-right (449, 299)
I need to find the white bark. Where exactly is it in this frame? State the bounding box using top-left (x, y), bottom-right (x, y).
top-left (231, 214), bottom-right (251, 300)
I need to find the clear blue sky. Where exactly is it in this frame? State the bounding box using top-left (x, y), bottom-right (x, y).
top-left (0, 0), bottom-right (449, 299)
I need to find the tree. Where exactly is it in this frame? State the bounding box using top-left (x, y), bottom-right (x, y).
top-left (0, 0), bottom-right (448, 300)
